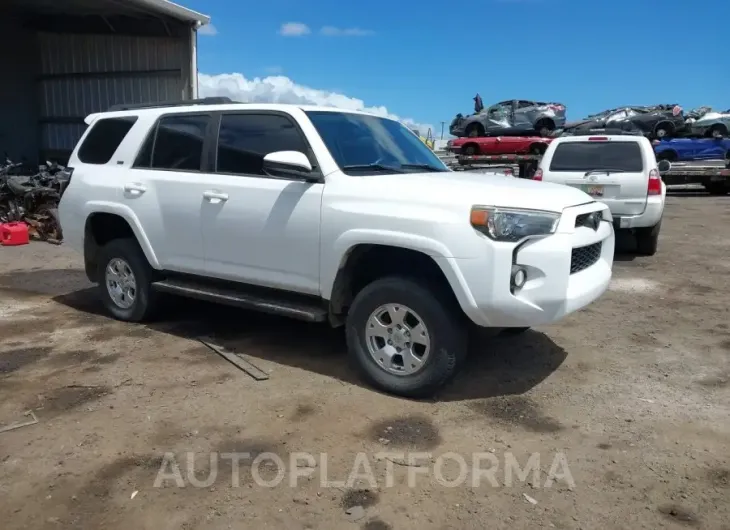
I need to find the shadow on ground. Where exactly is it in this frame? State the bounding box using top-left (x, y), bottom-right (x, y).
top-left (18, 272), bottom-right (569, 402)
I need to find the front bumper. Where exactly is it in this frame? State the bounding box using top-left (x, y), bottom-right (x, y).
top-left (441, 203), bottom-right (614, 328)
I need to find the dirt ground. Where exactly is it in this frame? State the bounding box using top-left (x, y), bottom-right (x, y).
top-left (1, 193), bottom-right (729, 530)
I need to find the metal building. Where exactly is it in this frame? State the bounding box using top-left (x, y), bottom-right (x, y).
top-left (0, 0), bottom-right (210, 164)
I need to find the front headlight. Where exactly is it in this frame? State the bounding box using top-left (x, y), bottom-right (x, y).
top-left (470, 206), bottom-right (560, 242)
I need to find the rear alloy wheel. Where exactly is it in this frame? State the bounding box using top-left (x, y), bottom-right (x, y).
top-left (345, 277), bottom-right (467, 398)
top-left (97, 238), bottom-right (159, 322)
top-left (635, 221), bottom-right (661, 256)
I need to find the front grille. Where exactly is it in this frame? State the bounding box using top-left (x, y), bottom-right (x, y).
top-left (570, 242), bottom-right (602, 274)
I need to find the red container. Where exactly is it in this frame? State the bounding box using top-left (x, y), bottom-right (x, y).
top-left (1, 222), bottom-right (30, 246)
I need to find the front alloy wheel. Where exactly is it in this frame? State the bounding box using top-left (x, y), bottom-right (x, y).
top-left (365, 303), bottom-right (431, 376)
top-left (346, 276), bottom-right (468, 398)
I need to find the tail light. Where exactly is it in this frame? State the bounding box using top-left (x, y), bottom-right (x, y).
top-left (588, 137), bottom-right (608, 141)
top-left (533, 168), bottom-right (543, 181)
top-left (648, 169), bottom-right (661, 195)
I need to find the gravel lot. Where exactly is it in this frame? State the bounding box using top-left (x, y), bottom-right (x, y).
top-left (1, 194), bottom-right (729, 530)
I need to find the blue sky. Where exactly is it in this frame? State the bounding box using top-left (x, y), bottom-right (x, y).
top-left (184, 0), bottom-right (730, 137)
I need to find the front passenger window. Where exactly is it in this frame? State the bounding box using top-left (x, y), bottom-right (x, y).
top-left (216, 114), bottom-right (310, 176)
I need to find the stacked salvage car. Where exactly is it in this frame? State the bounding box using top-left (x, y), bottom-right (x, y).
top-left (449, 97), bottom-right (567, 138)
top-left (449, 96), bottom-right (728, 141)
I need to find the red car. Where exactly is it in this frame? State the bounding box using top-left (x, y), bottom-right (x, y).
top-left (446, 136), bottom-right (554, 156)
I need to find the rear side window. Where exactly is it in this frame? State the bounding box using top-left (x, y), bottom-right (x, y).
top-left (77, 116), bottom-right (137, 164)
top-left (215, 113), bottom-right (310, 176)
top-left (549, 141), bottom-right (643, 172)
top-left (134, 114), bottom-right (211, 171)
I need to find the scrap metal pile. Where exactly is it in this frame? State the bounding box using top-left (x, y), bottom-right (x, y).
top-left (449, 95), bottom-right (729, 141)
top-left (0, 158), bottom-right (70, 244)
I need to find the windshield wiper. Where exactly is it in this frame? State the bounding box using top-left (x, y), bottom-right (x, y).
top-left (399, 164), bottom-right (447, 172)
top-left (584, 169), bottom-right (626, 176)
top-left (342, 163), bottom-right (405, 173)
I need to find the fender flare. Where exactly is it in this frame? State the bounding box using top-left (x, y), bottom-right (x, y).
top-left (322, 229), bottom-right (469, 302)
top-left (84, 201), bottom-right (161, 269)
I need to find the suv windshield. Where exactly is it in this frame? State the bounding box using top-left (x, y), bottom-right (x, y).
top-left (549, 141), bottom-right (644, 172)
top-left (305, 111), bottom-right (448, 175)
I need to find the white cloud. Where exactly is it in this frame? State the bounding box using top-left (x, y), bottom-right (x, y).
top-left (198, 72), bottom-right (435, 136)
top-left (279, 22), bottom-right (311, 36)
top-left (320, 26), bottom-right (374, 36)
top-left (197, 23), bottom-right (218, 36)
top-left (198, 74), bottom-right (436, 136)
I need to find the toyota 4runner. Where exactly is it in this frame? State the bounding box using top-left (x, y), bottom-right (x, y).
top-left (59, 99), bottom-right (616, 398)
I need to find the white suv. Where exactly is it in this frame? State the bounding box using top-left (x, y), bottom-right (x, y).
top-left (534, 134), bottom-right (667, 255)
top-left (59, 99), bottom-right (615, 397)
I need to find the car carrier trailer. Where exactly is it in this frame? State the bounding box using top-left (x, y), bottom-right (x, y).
top-left (446, 154), bottom-right (730, 195)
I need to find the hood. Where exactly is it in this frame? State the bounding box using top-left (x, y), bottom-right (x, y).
top-left (354, 171), bottom-right (594, 213)
top-left (696, 112), bottom-right (727, 123)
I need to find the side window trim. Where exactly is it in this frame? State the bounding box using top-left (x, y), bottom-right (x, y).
top-left (209, 110), bottom-right (322, 180)
top-left (132, 111), bottom-right (215, 173)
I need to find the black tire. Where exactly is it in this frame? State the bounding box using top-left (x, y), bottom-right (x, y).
top-left (500, 327), bottom-right (530, 336)
top-left (709, 124), bottom-right (728, 139)
top-left (635, 221), bottom-right (661, 256)
top-left (462, 143), bottom-right (478, 156)
top-left (466, 123), bottom-right (484, 138)
top-left (535, 119), bottom-right (555, 137)
top-left (529, 143), bottom-right (546, 155)
top-left (345, 276), bottom-right (468, 398)
top-left (96, 238), bottom-right (159, 322)
top-left (654, 122), bottom-right (673, 139)
top-left (656, 150), bottom-right (677, 162)
top-left (704, 183), bottom-right (729, 196)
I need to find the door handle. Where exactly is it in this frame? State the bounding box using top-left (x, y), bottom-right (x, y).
top-left (203, 190), bottom-right (229, 202)
top-left (123, 183), bottom-right (147, 195)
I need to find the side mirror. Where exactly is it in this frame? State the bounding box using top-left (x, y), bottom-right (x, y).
top-left (262, 151), bottom-right (313, 178)
top-left (657, 160), bottom-right (671, 173)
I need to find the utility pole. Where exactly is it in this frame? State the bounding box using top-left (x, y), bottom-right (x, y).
top-left (440, 122), bottom-right (445, 140)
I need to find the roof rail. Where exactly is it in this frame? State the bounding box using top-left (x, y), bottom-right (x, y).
top-left (107, 97), bottom-right (235, 112)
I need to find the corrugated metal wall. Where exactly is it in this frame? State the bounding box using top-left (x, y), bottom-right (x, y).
top-left (37, 32), bottom-right (192, 159)
top-left (0, 16), bottom-right (39, 162)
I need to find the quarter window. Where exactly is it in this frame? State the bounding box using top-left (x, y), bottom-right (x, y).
top-left (77, 116), bottom-right (138, 164)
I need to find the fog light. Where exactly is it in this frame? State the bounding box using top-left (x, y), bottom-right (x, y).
top-left (511, 267), bottom-right (527, 289)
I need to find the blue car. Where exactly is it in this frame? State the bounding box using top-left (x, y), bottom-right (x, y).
top-left (653, 138), bottom-right (730, 162)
